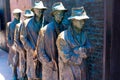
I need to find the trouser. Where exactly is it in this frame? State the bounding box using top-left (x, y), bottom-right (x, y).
top-left (19, 73), bottom-right (27, 80)
top-left (28, 78), bottom-right (41, 80)
top-left (12, 66), bottom-right (18, 80)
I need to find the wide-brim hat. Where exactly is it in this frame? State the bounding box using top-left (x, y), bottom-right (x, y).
top-left (31, 1), bottom-right (47, 11)
top-left (23, 10), bottom-right (34, 17)
top-left (12, 9), bottom-right (22, 14)
top-left (51, 2), bottom-right (67, 16)
top-left (68, 7), bottom-right (89, 20)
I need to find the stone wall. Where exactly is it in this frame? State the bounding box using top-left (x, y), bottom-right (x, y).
top-left (84, 1), bottom-right (104, 80)
top-left (10, 0), bottom-right (31, 20)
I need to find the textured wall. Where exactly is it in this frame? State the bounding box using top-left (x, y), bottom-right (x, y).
top-left (84, 1), bottom-right (104, 80)
top-left (10, 0), bottom-right (32, 20)
top-left (10, 0), bottom-right (104, 80)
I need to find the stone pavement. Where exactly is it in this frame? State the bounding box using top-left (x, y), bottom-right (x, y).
top-left (0, 49), bottom-right (12, 80)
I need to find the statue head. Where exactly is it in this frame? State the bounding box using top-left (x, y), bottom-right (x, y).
top-left (51, 2), bottom-right (67, 24)
top-left (23, 9), bottom-right (34, 19)
top-left (32, 1), bottom-right (47, 18)
top-left (12, 9), bottom-right (22, 20)
top-left (68, 7), bottom-right (89, 30)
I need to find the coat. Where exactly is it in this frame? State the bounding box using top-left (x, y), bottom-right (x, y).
top-left (6, 19), bottom-right (21, 67)
top-left (37, 21), bottom-right (68, 80)
top-left (14, 23), bottom-right (26, 77)
top-left (56, 27), bottom-right (91, 80)
top-left (20, 17), bottom-right (46, 79)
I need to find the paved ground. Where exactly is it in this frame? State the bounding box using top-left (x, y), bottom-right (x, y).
top-left (0, 49), bottom-right (12, 80)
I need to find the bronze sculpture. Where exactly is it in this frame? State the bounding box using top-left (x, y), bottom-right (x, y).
top-left (36, 2), bottom-right (67, 80)
top-left (20, 1), bottom-right (47, 80)
top-left (14, 9), bottom-right (34, 80)
top-left (23, 10), bottom-right (34, 20)
top-left (6, 8), bottom-right (22, 80)
top-left (56, 7), bottom-right (92, 80)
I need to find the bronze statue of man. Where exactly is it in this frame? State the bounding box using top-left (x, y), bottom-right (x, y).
top-left (6, 8), bottom-right (22, 80)
top-left (14, 10), bottom-right (34, 80)
top-left (23, 10), bottom-right (34, 20)
top-left (56, 7), bottom-right (92, 80)
top-left (36, 2), bottom-right (67, 80)
top-left (20, 1), bottom-right (47, 80)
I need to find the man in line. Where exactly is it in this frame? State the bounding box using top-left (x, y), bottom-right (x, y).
top-left (36, 2), bottom-right (68, 80)
top-left (56, 7), bottom-right (92, 80)
top-left (6, 9), bottom-right (22, 80)
top-left (14, 9), bottom-right (34, 80)
top-left (20, 1), bottom-right (47, 80)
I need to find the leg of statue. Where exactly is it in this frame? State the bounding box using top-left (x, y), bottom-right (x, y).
top-left (12, 66), bottom-right (18, 80)
top-left (28, 78), bottom-right (33, 80)
top-left (34, 78), bottom-right (41, 80)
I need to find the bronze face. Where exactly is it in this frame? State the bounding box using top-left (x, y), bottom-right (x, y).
top-left (24, 16), bottom-right (33, 20)
top-left (13, 13), bottom-right (21, 20)
top-left (53, 10), bottom-right (64, 24)
top-left (72, 19), bottom-right (85, 30)
top-left (33, 8), bottom-right (44, 18)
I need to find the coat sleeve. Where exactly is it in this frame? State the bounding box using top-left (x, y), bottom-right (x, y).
top-left (56, 33), bottom-right (82, 65)
top-left (6, 22), bottom-right (12, 47)
top-left (14, 23), bottom-right (25, 52)
top-left (36, 28), bottom-right (50, 64)
top-left (20, 21), bottom-right (34, 51)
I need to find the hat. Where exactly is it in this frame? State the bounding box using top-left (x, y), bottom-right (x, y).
top-left (68, 7), bottom-right (89, 20)
top-left (23, 10), bottom-right (34, 17)
top-left (32, 1), bottom-right (47, 10)
top-left (51, 2), bottom-right (67, 16)
top-left (12, 9), bottom-right (22, 14)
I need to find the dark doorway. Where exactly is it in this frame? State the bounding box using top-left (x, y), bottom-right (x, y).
top-left (110, 0), bottom-right (120, 80)
top-left (0, 0), bottom-right (11, 30)
top-left (0, 0), bottom-right (11, 50)
top-left (104, 0), bottom-right (113, 79)
top-left (104, 0), bottom-right (120, 80)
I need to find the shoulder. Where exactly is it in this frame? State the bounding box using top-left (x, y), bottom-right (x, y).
top-left (6, 22), bottom-right (11, 27)
top-left (23, 18), bottom-right (32, 27)
top-left (81, 30), bottom-right (88, 38)
top-left (16, 22), bottom-right (22, 30)
top-left (46, 22), bottom-right (54, 29)
top-left (16, 22), bottom-right (22, 27)
top-left (7, 21), bottom-right (14, 29)
top-left (42, 22), bottom-right (54, 32)
top-left (56, 30), bottom-right (68, 47)
top-left (58, 30), bottom-right (68, 40)
top-left (6, 22), bottom-right (11, 30)
top-left (40, 26), bottom-right (47, 34)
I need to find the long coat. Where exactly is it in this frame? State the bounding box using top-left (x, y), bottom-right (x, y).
top-left (20, 17), bottom-right (46, 79)
top-left (37, 21), bottom-right (68, 80)
top-left (56, 27), bottom-right (91, 80)
top-left (14, 23), bottom-right (26, 77)
top-left (6, 19), bottom-right (21, 67)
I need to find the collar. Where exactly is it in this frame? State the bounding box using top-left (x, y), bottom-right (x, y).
top-left (13, 18), bottom-right (20, 23)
